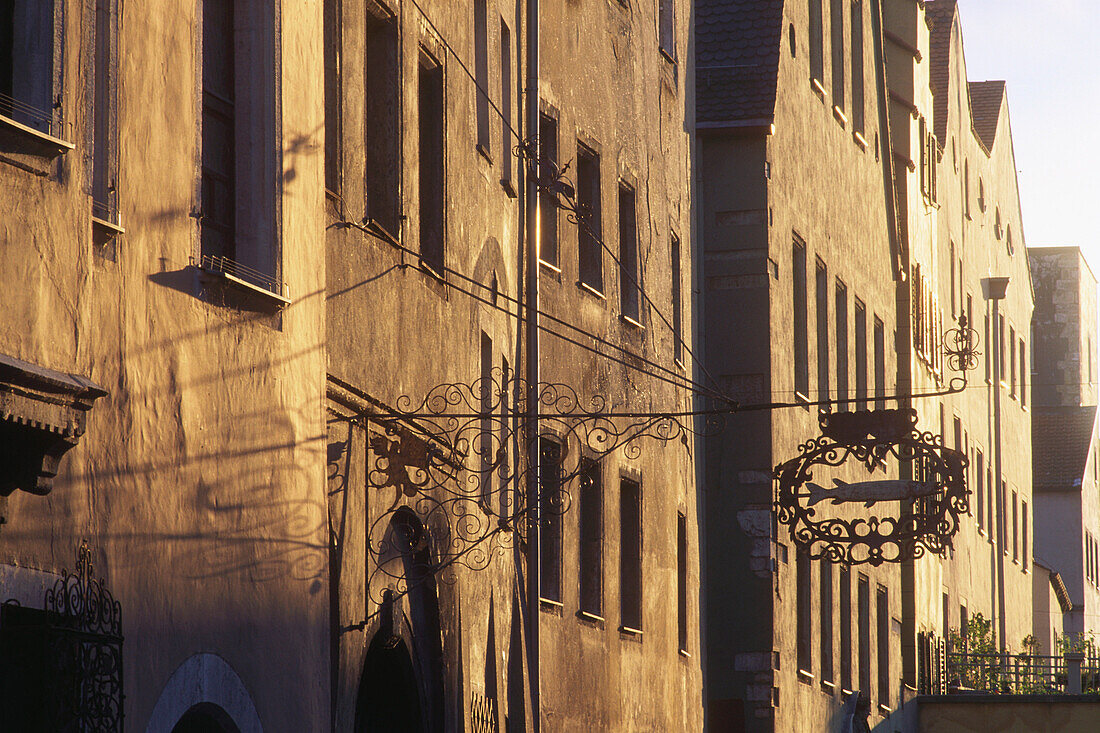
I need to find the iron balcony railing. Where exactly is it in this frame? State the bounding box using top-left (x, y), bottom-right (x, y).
top-left (0, 91), bottom-right (69, 141)
top-left (936, 647), bottom-right (1100, 695)
top-left (199, 254), bottom-right (288, 300)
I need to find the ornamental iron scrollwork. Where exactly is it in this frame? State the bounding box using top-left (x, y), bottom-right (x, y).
top-left (774, 408), bottom-right (969, 566)
top-left (346, 369), bottom-right (718, 606)
top-left (0, 541), bottom-right (124, 731)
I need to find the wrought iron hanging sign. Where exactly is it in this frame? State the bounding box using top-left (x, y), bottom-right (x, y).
top-left (774, 407), bottom-right (969, 566)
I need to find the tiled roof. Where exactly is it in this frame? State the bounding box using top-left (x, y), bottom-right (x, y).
top-left (925, 0), bottom-right (957, 142)
top-left (1033, 405), bottom-right (1098, 493)
top-left (696, 1), bottom-right (785, 125)
top-left (968, 80), bottom-right (1005, 151)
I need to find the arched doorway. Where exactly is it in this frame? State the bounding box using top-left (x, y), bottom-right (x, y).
top-left (354, 634), bottom-right (423, 732)
top-left (171, 702), bottom-right (241, 733)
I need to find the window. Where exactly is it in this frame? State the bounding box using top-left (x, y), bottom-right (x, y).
top-left (620, 478), bottom-right (643, 631)
top-left (364, 9), bottom-right (400, 236)
top-left (418, 50), bottom-right (445, 272)
top-left (850, 0), bottom-right (864, 133)
top-left (998, 315), bottom-right (1006, 385)
top-left (942, 591), bottom-right (950, 640)
top-left (840, 566), bottom-right (852, 691)
top-left (677, 512), bottom-right (688, 652)
top-left (987, 469), bottom-right (994, 543)
top-left (975, 451), bottom-right (985, 532)
top-left (1012, 490), bottom-right (1019, 562)
top-left (1009, 326), bottom-right (1017, 398)
top-left (797, 547), bottom-right (813, 675)
top-left (539, 438), bottom-right (563, 602)
top-left (500, 19), bottom-right (513, 190)
top-left (820, 559), bottom-right (834, 684)
top-left (1022, 500), bottom-right (1029, 571)
top-left (1019, 338), bottom-right (1027, 407)
top-left (579, 459), bottom-right (602, 616)
top-left (816, 260), bottom-right (829, 401)
top-left (0, 0), bottom-right (59, 138)
top-left (323, 0), bottom-right (341, 194)
top-left (809, 0), bottom-right (824, 84)
top-left (794, 240), bottom-right (809, 399)
top-left (90, 0), bottom-right (119, 224)
top-left (836, 280), bottom-right (849, 410)
top-left (964, 160), bottom-right (971, 218)
top-left (858, 574), bottom-right (871, 696)
top-left (200, 0), bottom-right (237, 262)
top-left (877, 585), bottom-right (889, 708)
top-left (672, 234), bottom-right (683, 365)
top-left (949, 243), bottom-right (956, 317)
top-left (473, 0), bottom-right (490, 153)
top-left (978, 178), bottom-right (986, 212)
top-left (830, 0), bottom-right (844, 109)
top-left (480, 332), bottom-right (494, 504)
top-left (873, 316), bottom-right (885, 410)
top-left (984, 313), bottom-right (991, 383)
top-left (619, 183), bottom-right (640, 322)
top-left (499, 356), bottom-right (511, 516)
top-left (577, 144), bottom-right (603, 292)
top-left (855, 298), bottom-right (867, 402)
top-left (659, 0), bottom-right (675, 59)
top-left (538, 113), bottom-right (559, 266)
top-left (953, 417), bottom-right (962, 454)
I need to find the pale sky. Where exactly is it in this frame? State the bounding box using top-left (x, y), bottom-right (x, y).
top-left (955, 0), bottom-right (1100, 269)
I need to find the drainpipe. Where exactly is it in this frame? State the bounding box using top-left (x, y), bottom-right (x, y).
top-left (524, 0), bottom-right (541, 730)
top-left (982, 276), bottom-right (1010, 652)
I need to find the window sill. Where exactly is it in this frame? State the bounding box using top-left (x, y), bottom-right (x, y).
top-left (576, 610), bottom-right (604, 625)
top-left (678, 648), bottom-right (692, 658)
top-left (197, 258), bottom-right (290, 306)
top-left (878, 703), bottom-right (893, 716)
top-left (0, 114), bottom-right (73, 158)
top-left (539, 597), bottom-right (564, 610)
top-left (620, 314), bottom-right (644, 330)
top-left (833, 106), bottom-right (848, 127)
top-left (539, 258), bottom-right (561, 273)
top-left (501, 177), bottom-right (517, 199)
top-left (853, 131), bottom-right (869, 150)
top-left (659, 47), bottom-right (677, 65)
top-left (798, 669), bottom-right (815, 684)
top-left (476, 142), bottom-right (493, 165)
top-left (578, 281), bottom-right (606, 300)
top-left (810, 77), bottom-right (826, 98)
top-left (619, 625), bottom-right (644, 638)
top-left (92, 214), bottom-right (125, 245)
top-left (821, 679), bottom-right (836, 695)
top-left (795, 391), bottom-right (811, 411)
top-left (361, 217), bottom-right (401, 247)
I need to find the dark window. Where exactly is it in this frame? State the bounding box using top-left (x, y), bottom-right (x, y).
top-left (91, 0), bottom-right (118, 222)
top-left (797, 547), bottom-right (813, 674)
top-left (988, 469), bottom-right (994, 543)
top-left (677, 512), bottom-right (688, 652)
top-left (949, 243), bottom-right (956, 317)
top-left (473, 0), bottom-right (489, 152)
top-left (984, 313), bottom-right (991, 383)
top-left (855, 298), bottom-right (867, 402)
top-left (836, 280), bottom-right (849, 410)
top-left (858, 574), bottom-right (870, 696)
top-left (500, 357), bottom-right (511, 516)
top-left (418, 50), bottom-right (445, 272)
top-left (809, 0), bottom-right (824, 83)
top-left (830, 0), bottom-right (844, 108)
top-left (577, 144), bottom-right (603, 291)
top-left (975, 450), bottom-right (985, 532)
top-left (619, 183), bottom-right (640, 322)
top-left (816, 260), bottom-right (829, 402)
top-left (1022, 500), bottom-right (1029, 571)
top-left (364, 10), bottom-right (400, 236)
top-left (850, 0), bottom-right (864, 133)
top-left (500, 18), bottom-right (513, 188)
top-left (840, 566), bottom-right (852, 691)
top-left (0, 0), bottom-right (56, 134)
top-left (659, 0), bottom-right (675, 59)
top-left (538, 113), bottom-right (558, 266)
top-left (579, 459), bottom-right (603, 616)
top-left (1012, 489), bottom-right (1019, 562)
top-left (1019, 338), bottom-right (1027, 407)
top-left (323, 0), bottom-right (341, 194)
top-left (620, 478), bottom-right (642, 631)
top-left (201, 0), bottom-right (236, 260)
top-left (1009, 326), bottom-right (1017, 397)
top-left (877, 586), bottom-right (889, 708)
top-left (480, 331), bottom-right (493, 505)
top-left (539, 438), bottom-right (562, 602)
top-left (794, 240), bottom-right (809, 399)
top-left (672, 234), bottom-right (683, 365)
top-left (820, 559), bottom-right (834, 683)
top-left (999, 477), bottom-right (1007, 550)
top-left (942, 592), bottom-right (950, 641)
top-left (873, 316), bottom-right (885, 409)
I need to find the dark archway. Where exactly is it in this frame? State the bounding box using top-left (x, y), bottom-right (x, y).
top-left (171, 702), bottom-right (241, 733)
top-left (354, 634), bottom-right (423, 732)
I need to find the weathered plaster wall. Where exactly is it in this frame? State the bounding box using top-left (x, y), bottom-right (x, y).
top-left (0, 0), bottom-right (329, 729)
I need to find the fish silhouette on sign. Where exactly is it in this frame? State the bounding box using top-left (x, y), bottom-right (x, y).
top-left (806, 478), bottom-right (940, 508)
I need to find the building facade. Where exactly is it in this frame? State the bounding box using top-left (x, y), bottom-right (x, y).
top-left (1030, 246), bottom-right (1100, 644)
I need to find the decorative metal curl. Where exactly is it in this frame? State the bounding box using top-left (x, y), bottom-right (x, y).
top-left (346, 368), bottom-right (720, 605)
top-left (774, 408), bottom-right (969, 566)
top-left (943, 314), bottom-right (980, 375)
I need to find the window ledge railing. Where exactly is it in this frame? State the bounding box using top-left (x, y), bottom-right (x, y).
top-left (937, 650), bottom-right (1100, 696)
top-left (197, 254), bottom-right (291, 305)
top-left (0, 92), bottom-right (72, 158)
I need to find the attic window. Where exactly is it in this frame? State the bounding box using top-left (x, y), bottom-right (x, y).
top-left (994, 207), bottom-right (1002, 240)
top-left (978, 178), bottom-right (986, 212)
top-left (1006, 224), bottom-right (1014, 255)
